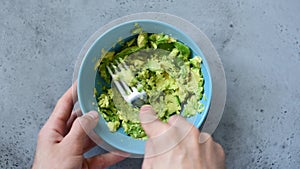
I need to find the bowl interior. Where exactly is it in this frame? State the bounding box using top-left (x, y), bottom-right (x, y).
top-left (78, 20), bottom-right (212, 155)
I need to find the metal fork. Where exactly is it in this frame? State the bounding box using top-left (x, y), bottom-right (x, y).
top-left (106, 60), bottom-right (147, 108)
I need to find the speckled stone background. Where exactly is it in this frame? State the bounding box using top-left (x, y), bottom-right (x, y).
top-left (1, 0), bottom-right (300, 168)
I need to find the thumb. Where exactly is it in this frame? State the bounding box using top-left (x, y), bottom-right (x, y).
top-left (64, 111), bottom-right (99, 145)
top-left (139, 105), bottom-right (169, 138)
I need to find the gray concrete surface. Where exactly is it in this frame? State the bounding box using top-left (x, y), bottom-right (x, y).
top-left (0, 0), bottom-right (299, 168)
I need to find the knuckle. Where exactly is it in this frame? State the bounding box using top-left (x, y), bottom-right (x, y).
top-left (38, 127), bottom-right (47, 139)
top-left (199, 132), bottom-right (213, 144)
top-left (190, 126), bottom-right (200, 137)
top-left (168, 125), bottom-right (177, 133)
top-left (215, 143), bottom-right (226, 159)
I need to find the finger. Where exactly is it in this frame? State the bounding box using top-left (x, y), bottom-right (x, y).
top-left (83, 127), bottom-right (105, 153)
top-left (66, 109), bottom-right (81, 133)
top-left (63, 111), bottom-right (99, 154)
top-left (199, 132), bottom-right (212, 144)
top-left (85, 152), bottom-right (127, 169)
top-left (139, 105), bottom-right (170, 138)
top-left (168, 115), bottom-right (200, 147)
top-left (53, 82), bottom-right (78, 121)
top-left (214, 142), bottom-right (226, 165)
top-left (46, 83), bottom-right (78, 136)
top-left (168, 114), bottom-right (196, 137)
top-left (168, 114), bottom-right (193, 127)
top-left (67, 109), bottom-right (98, 152)
top-left (83, 137), bottom-right (97, 152)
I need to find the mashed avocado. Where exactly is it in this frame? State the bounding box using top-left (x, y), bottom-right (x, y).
top-left (95, 28), bottom-right (205, 139)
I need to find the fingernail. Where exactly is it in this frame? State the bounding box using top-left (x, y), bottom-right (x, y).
top-left (139, 106), bottom-right (157, 124)
top-left (87, 111), bottom-right (99, 119)
top-left (199, 132), bottom-right (211, 144)
top-left (140, 105), bottom-right (154, 114)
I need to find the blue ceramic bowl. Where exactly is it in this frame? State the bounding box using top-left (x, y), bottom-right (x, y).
top-left (78, 20), bottom-right (212, 156)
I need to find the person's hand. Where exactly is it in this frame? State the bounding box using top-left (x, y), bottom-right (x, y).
top-left (32, 84), bottom-right (126, 169)
top-left (139, 105), bottom-right (225, 169)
